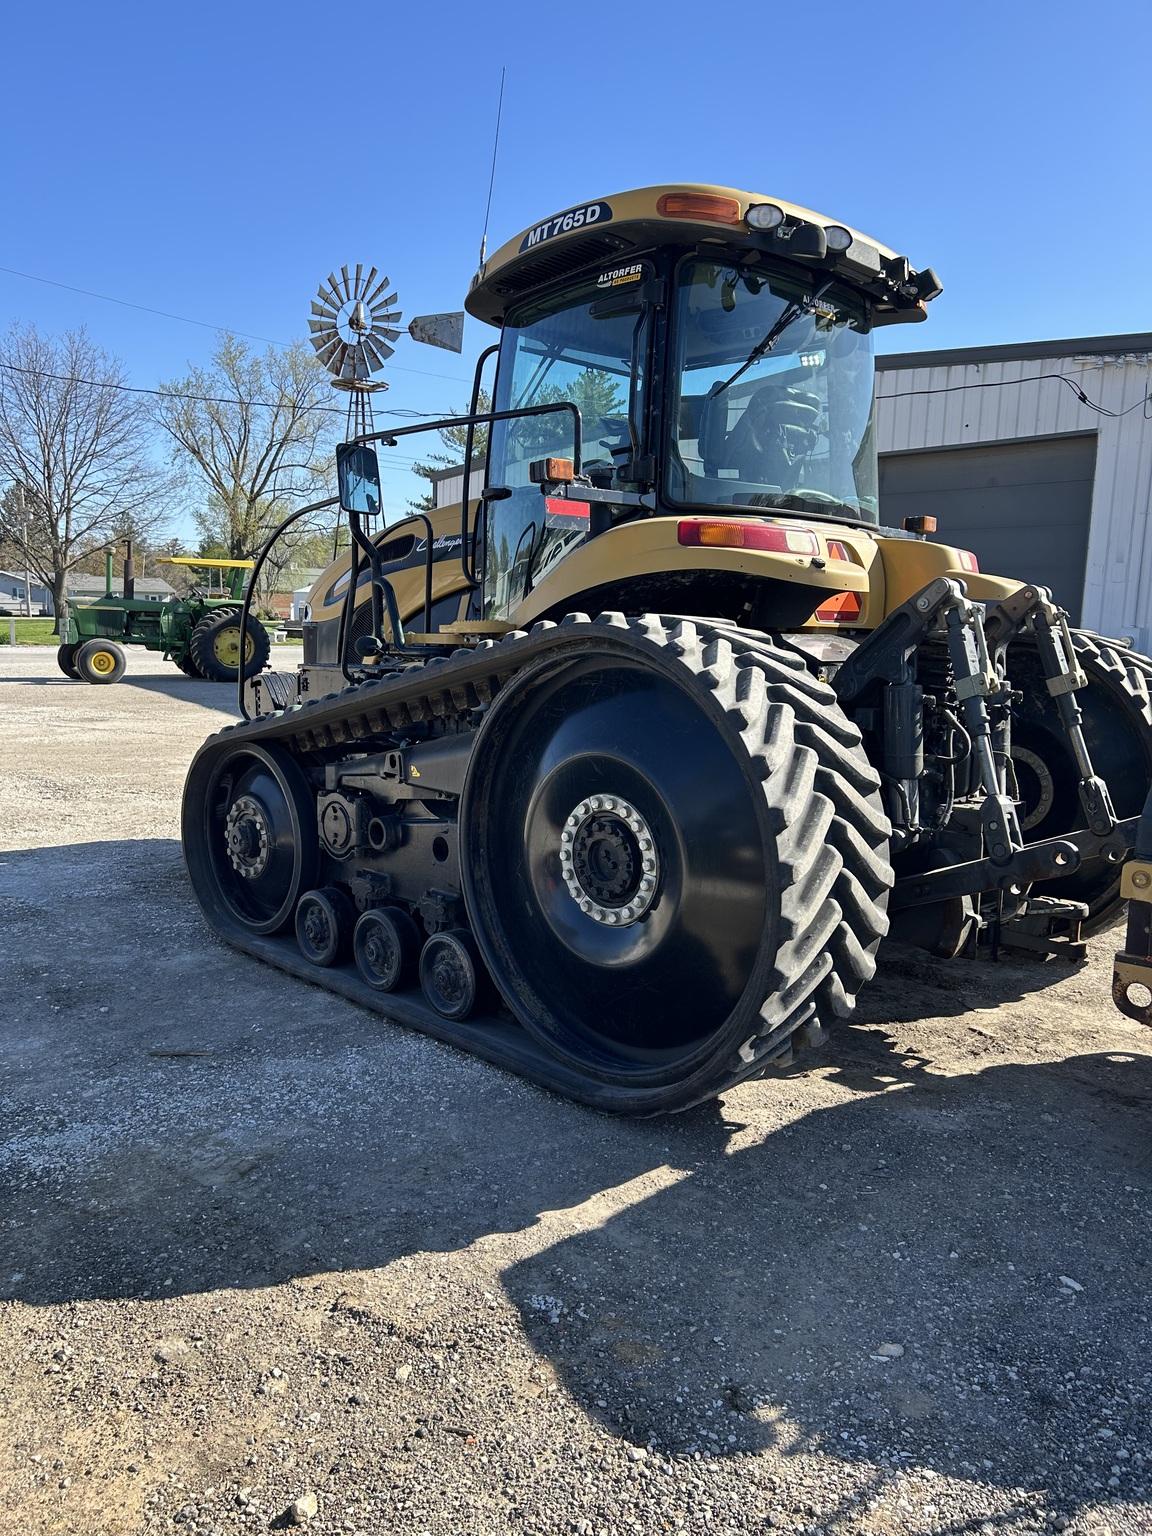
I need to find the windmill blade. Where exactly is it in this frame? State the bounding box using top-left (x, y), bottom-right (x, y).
top-left (362, 335), bottom-right (394, 371)
top-left (308, 317), bottom-right (338, 338)
top-left (375, 327), bottom-right (402, 344)
top-left (340, 264), bottom-right (353, 302)
top-left (310, 300), bottom-right (339, 321)
top-left (364, 274), bottom-right (393, 308)
top-left (374, 309), bottom-right (403, 327)
top-left (326, 273), bottom-right (343, 308)
top-left (314, 336), bottom-right (345, 370)
top-left (359, 265), bottom-right (378, 302)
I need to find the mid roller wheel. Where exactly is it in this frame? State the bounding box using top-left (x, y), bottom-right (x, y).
top-left (295, 887), bottom-right (354, 967)
top-left (419, 929), bottom-right (483, 1022)
top-left (354, 907), bottom-right (421, 993)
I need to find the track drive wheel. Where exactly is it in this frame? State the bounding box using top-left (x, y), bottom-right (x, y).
top-left (1011, 630), bottom-right (1152, 933)
top-left (461, 613), bottom-right (893, 1114)
top-left (181, 740), bottom-right (317, 936)
top-left (56, 643), bottom-right (81, 679)
top-left (295, 887), bottom-right (354, 967)
top-left (75, 639), bottom-right (126, 684)
top-left (354, 907), bottom-right (422, 993)
top-left (190, 609), bottom-right (271, 682)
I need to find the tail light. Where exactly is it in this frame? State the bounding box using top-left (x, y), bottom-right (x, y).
top-left (956, 550), bottom-right (980, 573)
top-left (677, 519), bottom-right (819, 556)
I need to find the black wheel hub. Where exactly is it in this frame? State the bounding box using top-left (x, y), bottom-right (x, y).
top-left (574, 815), bottom-right (636, 901)
top-left (300, 901), bottom-right (334, 951)
top-left (225, 795), bottom-right (270, 879)
top-left (561, 795), bottom-right (659, 925)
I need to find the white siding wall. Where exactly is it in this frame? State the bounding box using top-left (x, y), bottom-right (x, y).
top-left (876, 352), bottom-right (1152, 649)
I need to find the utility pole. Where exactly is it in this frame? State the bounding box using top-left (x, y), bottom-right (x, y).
top-left (17, 483), bottom-right (32, 617)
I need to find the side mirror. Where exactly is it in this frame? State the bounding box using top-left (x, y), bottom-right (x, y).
top-left (336, 442), bottom-right (383, 518)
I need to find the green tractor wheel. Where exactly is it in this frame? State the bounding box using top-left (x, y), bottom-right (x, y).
top-left (56, 643), bottom-right (82, 680)
top-left (177, 653), bottom-right (203, 678)
top-left (189, 609), bottom-right (271, 683)
top-left (75, 639), bottom-right (127, 684)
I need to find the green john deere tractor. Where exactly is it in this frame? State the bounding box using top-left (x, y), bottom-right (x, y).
top-left (57, 545), bottom-right (272, 685)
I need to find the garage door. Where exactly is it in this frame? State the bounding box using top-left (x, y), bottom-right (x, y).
top-left (878, 434), bottom-right (1096, 622)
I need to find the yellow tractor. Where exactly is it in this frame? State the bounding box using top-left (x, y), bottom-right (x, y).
top-left (181, 184), bottom-right (1152, 1113)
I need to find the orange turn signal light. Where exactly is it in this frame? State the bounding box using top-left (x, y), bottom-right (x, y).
top-left (677, 519), bottom-right (819, 555)
top-left (656, 192), bottom-right (743, 225)
top-left (529, 457), bottom-right (575, 484)
top-left (902, 515), bottom-right (938, 534)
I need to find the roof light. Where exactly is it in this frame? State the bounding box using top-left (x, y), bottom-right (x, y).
top-left (746, 203), bottom-right (786, 231)
top-left (656, 192), bottom-right (742, 225)
top-left (824, 225), bottom-right (853, 252)
top-left (677, 519), bottom-right (819, 556)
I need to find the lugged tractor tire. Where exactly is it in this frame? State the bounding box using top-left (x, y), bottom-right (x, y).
top-left (176, 652), bottom-right (203, 678)
top-left (189, 607), bottom-right (271, 683)
top-left (460, 614), bottom-right (893, 1111)
top-left (1011, 628), bottom-right (1152, 934)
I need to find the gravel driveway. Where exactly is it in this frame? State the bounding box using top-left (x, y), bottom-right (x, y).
top-left (1, 646), bottom-right (1150, 1536)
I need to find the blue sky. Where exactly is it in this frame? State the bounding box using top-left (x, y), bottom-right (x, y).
top-left (2, 0), bottom-right (1149, 533)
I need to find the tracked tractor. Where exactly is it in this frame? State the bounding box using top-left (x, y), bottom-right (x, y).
top-left (58, 548), bottom-right (271, 684)
top-left (181, 185), bottom-right (1152, 1113)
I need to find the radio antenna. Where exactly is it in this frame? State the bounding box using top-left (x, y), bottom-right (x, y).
top-left (478, 65), bottom-right (507, 267)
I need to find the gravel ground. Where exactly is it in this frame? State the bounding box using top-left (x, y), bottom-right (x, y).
top-left (1, 644), bottom-right (1151, 1536)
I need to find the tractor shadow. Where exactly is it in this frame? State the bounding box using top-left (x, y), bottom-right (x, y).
top-left (2, 837), bottom-right (1150, 1514)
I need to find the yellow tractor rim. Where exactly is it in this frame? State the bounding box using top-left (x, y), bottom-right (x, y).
top-left (90, 650), bottom-right (117, 675)
top-left (212, 625), bottom-right (255, 669)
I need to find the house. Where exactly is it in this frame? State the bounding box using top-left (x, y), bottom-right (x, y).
top-left (0, 571), bottom-right (53, 616)
top-left (66, 572), bottom-right (175, 603)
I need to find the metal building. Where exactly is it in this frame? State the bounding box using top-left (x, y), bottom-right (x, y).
top-left (877, 332), bottom-right (1152, 647)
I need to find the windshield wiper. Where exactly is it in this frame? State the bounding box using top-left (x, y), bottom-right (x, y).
top-left (712, 279), bottom-right (835, 398)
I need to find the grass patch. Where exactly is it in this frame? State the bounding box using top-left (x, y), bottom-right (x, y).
top-left (0, 618), bottom-right (58, 645)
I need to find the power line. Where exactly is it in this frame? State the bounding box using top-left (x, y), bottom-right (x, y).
top-left (0, 359), bottom-right (452, 442)
top-left (876, 367), bottom-right (1152, 419)
top-left (0, 263), bottom-right (473, 385)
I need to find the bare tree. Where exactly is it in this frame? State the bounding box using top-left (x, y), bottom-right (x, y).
top-left (0, 325), bottom-right (170, 630)
top-left (156, 335), bottom-right (334, 559)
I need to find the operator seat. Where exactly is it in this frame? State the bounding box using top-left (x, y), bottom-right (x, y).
top-left (723, 385), bottom-right (822, 487)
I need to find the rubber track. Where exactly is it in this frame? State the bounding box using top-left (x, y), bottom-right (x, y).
top-left (1066, 629), bottom-right (1152, 934)
top-left (184, 613), bottom-right (894, 1112)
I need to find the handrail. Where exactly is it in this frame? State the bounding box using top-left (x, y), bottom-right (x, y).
top-left (236, 495), bottom-right (340, 719)
top-left (460, 344), bottom-right (499, 588)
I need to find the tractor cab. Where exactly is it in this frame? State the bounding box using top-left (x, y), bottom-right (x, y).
top-left (462, 186), bottom-right (940, 625)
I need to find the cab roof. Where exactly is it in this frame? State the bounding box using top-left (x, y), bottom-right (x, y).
top-left (466, 183), bottom-right (939, 328)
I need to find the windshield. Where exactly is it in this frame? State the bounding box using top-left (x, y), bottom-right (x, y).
top-left (484, 272), bottom-right (647, 618)
top-left (669, 258), bottom-right (878, 523)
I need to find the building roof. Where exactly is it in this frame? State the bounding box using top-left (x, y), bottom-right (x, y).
top-left (877, 331), bottom-right (1152, 371)
top-left (67, 573), bottom-right (174, 596)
